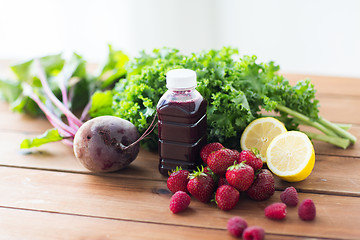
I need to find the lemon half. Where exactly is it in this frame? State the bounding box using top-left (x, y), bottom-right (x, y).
top-left (240, 117), bottom-right (287, 163)
top-left (266, 131), bottom-right (315, 182)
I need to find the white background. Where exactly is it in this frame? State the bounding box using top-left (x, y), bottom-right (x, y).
top-left (0, 0), bottom-right (359, 77)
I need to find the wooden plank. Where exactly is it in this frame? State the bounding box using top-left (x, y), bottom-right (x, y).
top-left (0, 208), bottom-right (227, 240)
top-left (0, 166), bottom-right (359, 240)
top-left (274, 154), bottom-right (360, 196)
top-left (0, 131), bottom-right (161, 179)
top-left (1, 130), bottom-right (360, 196)
top-left (300, 125), bottom-right (360, 158)
top-left (1, 63), bottom-right (359, 240)
top-left (0, 207), bottom-right (316, 240)
top-left (1, 110), bottom-right (359, 163)
top-left (0, 131), bottom-right (88, 172)
top-left (317, 95), bottom-right (360, 125)
top-left (0, 102), bottom-right (52, 133)
top-left (284, 73), bottom-right (360, 97)
top-left (2, 98), bottom-right (360, 158)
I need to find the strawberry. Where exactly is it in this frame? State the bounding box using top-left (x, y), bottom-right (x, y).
top-left (218, 177), bottom-right (230, 187)
top-left (215, 185), bottom-right (240, 211)
top-left (207, 148), bottom-right (238, 176)
top-left (231, 149), bottom-right (241, 161)
top-left (227, 216), bottom-right (248, 237)
top-left (280, 186), bottom-right (299, 207)
top-left (246, 169), bottom-right (275, 201)
top-left (240, 149), bottom-right (263, 171)
top-left (167, 167), bottom-right (190, 194)
top-left (200, 142), bottom-right (224, 164)
top-left (226, 162), bottom-right (254, 191)
top-left (242, 226), bottom-right (265, 240)
top-left (298, 199), bottom-right (316, 221)
top-left (264, 202), bottom-right (287, 220)
top-left (187, 168), bottom-right (216, 203)
top-left (204, 166), bottom-right (218, 182)
top-left (169, 191), bottom-right (191, 214)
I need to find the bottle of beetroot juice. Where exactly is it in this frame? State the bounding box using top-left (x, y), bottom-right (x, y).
top-left (157, 69), bottom-right (207, 176)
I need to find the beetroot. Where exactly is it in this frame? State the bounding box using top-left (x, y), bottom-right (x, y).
top-left (73, 116), bottom-right (140, 172)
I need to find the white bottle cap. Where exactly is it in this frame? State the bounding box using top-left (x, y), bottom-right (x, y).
top-left (166, 69), bottom-right (197, 89)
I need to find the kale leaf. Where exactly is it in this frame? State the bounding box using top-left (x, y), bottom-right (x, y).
top-left (91, 47), bottom-right (322, 150)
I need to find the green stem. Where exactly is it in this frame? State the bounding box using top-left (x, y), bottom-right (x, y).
top-left (335, 123), bottom-right (352, 131)
top-left (303, 131), bottom-right (350, 149)
top-left (276, 104), bottom-right (338, 137)
top-left (294, 119), bottom-right (352, 131)
top-left (318, 117), bottom-right (357, 144)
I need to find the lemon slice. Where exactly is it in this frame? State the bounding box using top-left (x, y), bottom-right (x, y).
top-left (266, 131), bottom-right (315, 182)
top-left (240, 117), bottom-right (287, 162)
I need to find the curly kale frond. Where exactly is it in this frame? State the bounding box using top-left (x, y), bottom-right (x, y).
top-left (91, 46), bottom-right (355, 150)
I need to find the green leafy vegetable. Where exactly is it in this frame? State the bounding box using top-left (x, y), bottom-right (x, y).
top-left (0, 51), bottom-right (109, 148)
top-left (89, 91), bottom-right (114, 117)
top-left (90, 47), bottom-right (356, 150)
top-left (20, 128), bottom-right (63, 149)
top-left (0, 79), bottom-right (22, 102)
top-left (0, 53), bottom-right (92, 116)
top-left (98, 45), bottom-right (129, 89)
top-left (1, 46), bottom-right (356, 150)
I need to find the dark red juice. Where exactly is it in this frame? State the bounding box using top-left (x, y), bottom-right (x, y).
top-left (157, 95), bottom-right (207, 175)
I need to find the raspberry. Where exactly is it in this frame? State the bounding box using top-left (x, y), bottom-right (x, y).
top-left (227, 216), bottom-right (248, 238)
top-left (280, 186), bottom-right (298, 206)
top-left (242, 226), bottom-right (265, 240)
top-left (298, 199), bottom-right (316, 221)
top-left (169, 191), bottom-right (191, 214)
top-left (264, 202), bottom-right (287, 220)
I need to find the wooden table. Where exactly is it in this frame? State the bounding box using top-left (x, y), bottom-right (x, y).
top-left (0, 74), bottom-right (359, 239)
